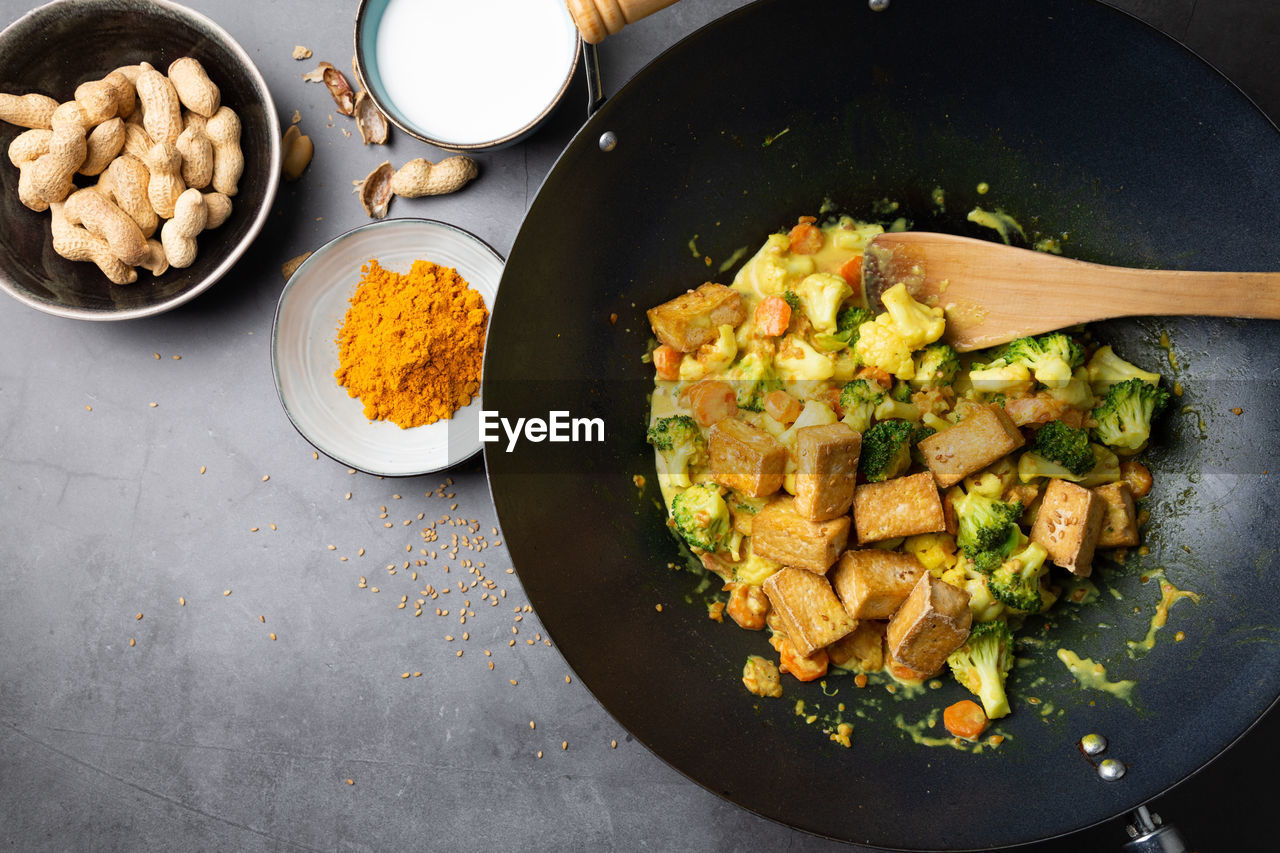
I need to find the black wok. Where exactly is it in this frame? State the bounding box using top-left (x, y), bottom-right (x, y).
top-left (484, 0), bottom-right (1280, 848)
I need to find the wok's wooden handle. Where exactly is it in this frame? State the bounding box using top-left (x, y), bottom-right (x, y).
top-left (566, 0), bottom-right (682, 44)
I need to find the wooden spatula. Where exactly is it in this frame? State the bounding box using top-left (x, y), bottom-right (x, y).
top-left (860, 231), bottom-right (1280, 352)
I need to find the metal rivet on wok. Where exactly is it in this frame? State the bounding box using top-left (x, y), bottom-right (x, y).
top-left (1098, 759), bottom-right (1126, 781)
top-left (599, 131), bottom-right (618, 152)
top-left (1080, 733), bottom-right (1108, 756)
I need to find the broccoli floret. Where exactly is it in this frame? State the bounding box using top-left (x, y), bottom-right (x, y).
top-left (890, 380), bottom-right (913, 403)
top-left (947, 619), bottom-right (1014, 719)
top-left (839, 379), bottom-right (885, 433)
top-left (1029, 420), bottom-right (1094, 477)
top-left (646, 415), bottom-right (707, 488)
top-left (987, 540), bottom-right (1050, 613)
top-left (782, 289), bottom-right (801, 311)
top-left (1086, 344), bottom-right (1160, 395)
top-left (729, 352), bottom-right (781, 412)
top-left (670, 483), bottom-right (733, 552)
top-left (1092, 377), bottom-right (1171, 454)
top-left (910, 424), bottom-right (937, 466)
top-left (911, 343), bottom-right (959, 389)
top-left (952, 488), bottom-right (1023, 573)
top-left (839, 306), bottom-right (875, 337)
top-left (797, 272), bottom-right (854, 334)
top-left (859, 419), bottom-right (915, 482)
top-left (1002, 333), bottom-right (1084, 386)
top-left (813, 305), bottom-right (876, 352)
top-left (1018, 443), bottom-right (1121, 488)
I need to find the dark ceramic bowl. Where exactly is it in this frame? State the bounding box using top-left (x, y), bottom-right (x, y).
top-left (0, 0), bottom-right (280, 320)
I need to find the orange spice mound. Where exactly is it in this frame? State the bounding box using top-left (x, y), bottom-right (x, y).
top-left (334, 258), bottom-right (488, 428)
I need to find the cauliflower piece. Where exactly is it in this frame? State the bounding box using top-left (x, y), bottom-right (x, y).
top-left (797, 272), bottom-right (854, 334)
top-left (854, 316), bottom-right (916, 380)
top-left (968, 362), bottom-right (1033, 396)
top-left (880, 282), bottom-right (945, 349)
top-left (778, 399), bottom-right (838, 448)
top-left (775, 335), bottom-right (835, 382)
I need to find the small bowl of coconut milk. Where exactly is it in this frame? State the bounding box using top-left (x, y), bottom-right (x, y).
top-left (354, 0), bottom-right (581, 151)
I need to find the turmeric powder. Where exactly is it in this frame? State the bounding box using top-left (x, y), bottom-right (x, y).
top-left (334, 258), bottom-right (487, 428)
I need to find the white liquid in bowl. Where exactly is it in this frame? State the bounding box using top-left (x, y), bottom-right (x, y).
top-left (375, 0), bottom-right (579, 146)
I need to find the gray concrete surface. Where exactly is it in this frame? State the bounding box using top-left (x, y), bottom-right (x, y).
top-left (2, 1), bottom-right (1278, 851)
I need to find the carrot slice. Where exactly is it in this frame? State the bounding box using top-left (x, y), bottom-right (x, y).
top-left (754, 295), bottom-right (791, 337)
top-left (788, 222), bottom-right (824, 255)
top-left (763, 389), bottom-right (802, 424)
top-left (943, 699), bottom-right (989, 740)
top-left (838, 254), bottom-right (864, 287)
top-left (653, 344), bottom-right (681, 380)
top-left (687, 380), bottom-right (738, 426)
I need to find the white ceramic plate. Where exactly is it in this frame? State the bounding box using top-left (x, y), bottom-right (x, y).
top-left (271, 219), bottom-right (503, 476)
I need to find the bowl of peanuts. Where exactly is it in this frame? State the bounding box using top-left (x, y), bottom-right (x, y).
top-left (0, 0), bottom-right (281, 320)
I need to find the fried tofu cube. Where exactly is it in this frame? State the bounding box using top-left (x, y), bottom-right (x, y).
top-left (1093, 482), bottom-right (1140, 548)
top-left (709, 418), bottom-right (787, 498)
top-left (852, 472), bottom-right (947, 545)
top-left (826, 619), bottom-right (886, 672)
top-left (1031, 478), bottom-right (1105, 576)
top-left (794, 423), bottom-right (862, 522)
top-left (646, 282), bottom-right (746, 352)
top-left (763, 568), bottom-right (857, 657)
top-left (831, 549), bottom-right (927, 620)
top-left (752, 497), bottom-right (850, 573)
top-left (917, 403), bottom-right (1025, 488)
top-left (886, 573), bottom-right (972, 676)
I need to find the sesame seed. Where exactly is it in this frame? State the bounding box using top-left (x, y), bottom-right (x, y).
top-left (488, 661), bottom-right (494, 670)
top-left (136, 613), bottom-right (143, 621)
top-left (223, 589), bottom-right (231, 596)
top-left (259, 615), bottom-right (265, 623)
top-left (562, 741), bottom-right (568, 750)
top-left (346, 778), bottom-right (354, 785)
top-left (537, 750), bottom-right (543, 758)
top-left (414, 672), bottom-right (422, 677)
top-left (345, 492), bottom-right (352, 500)
top-left (85, 405), bottom-right (92, 411)
top-left (199, 466), bottom-right (206, 475)
top-left (348, 468), bottom-right (355, 474)
top-left (172, 355), bottom-right (181, 360)
top-left (179, 597), bottom-right (185, 606)
top-left (401, 672), bottom-right (410, 679)
top-left (456, 650), bottom-right (463, 658)
top-left (149, 402), bottom-right (158, 408)
top-left (565, 675), bottom-right (572, 684)
top-left (358, 549), bottom-right (365, 557)
top-left (655, 604), bottom-right (663, 612)
top-left (153, 353), bottom-right (160, 359)
top-left (509, 679), bottom-right (518, 686)
top-left (129, 637), bottom-right (135, 647)
top-left (269, 523), bottom-right (277, 531)
top-left (269, 633), bottom-right (277, 641)
top-left (250, 527), bottom-right (259, 532)
top-left (371, 587), bottom-right (379, 593)
top-left (261, 475), bottom-right (269, 482)
top-left (393, 494), bottom-right (401, 500)
top-left (529, 721), bottom-right (535, 730)
top-left (327, 544), bottom-right (337, 551)
top-left (611, 740), bottom-right (617, 749)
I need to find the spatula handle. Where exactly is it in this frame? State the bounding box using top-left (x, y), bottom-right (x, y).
top-left (1081, 267), bottom-right (1280, 322)
top-left (566, 0), bottom-right (682, 43)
